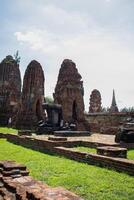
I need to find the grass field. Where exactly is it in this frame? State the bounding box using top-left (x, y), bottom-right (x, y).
top-left (0, 139), bottom-right (134, 200)
top-left (73, 146), bottom-right (134, 160)
top-left (127, 149), bottom-right (134, 160)
top-left (73, 146), bottom-right (97, 153)
top-left (0, 127), bottom-right (18, 134)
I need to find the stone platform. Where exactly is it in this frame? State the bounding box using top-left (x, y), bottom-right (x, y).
top-left (48, 136), bottom-right (68, 141)
top-left (1, 133), bottom-right (134, 175)
top-left (18, 130), bottom-right (32, 136)
top-left (97, 146), bottom-right (127, 158)
top-left (34, 133), bottom-right (117, 146)
top-left (54, 131), bottom-right (90, 137)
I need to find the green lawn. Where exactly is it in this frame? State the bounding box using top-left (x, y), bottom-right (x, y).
top-left (0, 127), bottom-right (18, 134)
top-left (73, 146), bottom-right (96, 154)
top-left (73, 146), bottom-right (134, 160)
top-left (0, 139), bottom-right (134, 200)
top-left (127, 149), bottom-right (134, 160)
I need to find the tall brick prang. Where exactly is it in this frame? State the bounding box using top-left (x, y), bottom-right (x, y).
top-left (0, 55), bottom-right (21, 125)
top-left (54, 59), bottom-right (89, 130)
top-left (89, 89), bottom-right (102, 113)
top-left (16, 60), bottom-right (45, 128)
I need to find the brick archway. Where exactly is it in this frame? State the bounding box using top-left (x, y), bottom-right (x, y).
top-left (36, 99), bottom-right (42, 120)
top-left (72, 100), bottom-right (77, 121)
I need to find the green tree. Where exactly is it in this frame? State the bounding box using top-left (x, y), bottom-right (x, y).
top-left (45, 96), bottom-right (54, 104)
top-left (120, 107), bottom-right (134, 113)
top-left (14, 50), bottom-right (21, 64)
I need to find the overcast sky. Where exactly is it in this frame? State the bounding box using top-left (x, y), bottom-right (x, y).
top-left (0, 0), bottom-right (134, 111)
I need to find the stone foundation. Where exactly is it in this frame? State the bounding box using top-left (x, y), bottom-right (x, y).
top-left (48, 136), bottom-right (68, 141)
top-left (54, 131), bottom-right (90, 137)
top-left (18, 130), bottom-right (32, 136)
top-left (97, 146), bottom-right (127, 158)
top-left (53, 147), bottom-right (134, 175)
top-left (0, 133), bottom-right (134, 175)
top-left (0, 160), bottom-right (82, 200)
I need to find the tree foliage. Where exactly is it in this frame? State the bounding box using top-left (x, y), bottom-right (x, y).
top-left (45, 96), bottom-right (54, 104)
top-left (120, 107), bottom-right (134, 113)
top-left (14, 50), bottom-right (21, 64)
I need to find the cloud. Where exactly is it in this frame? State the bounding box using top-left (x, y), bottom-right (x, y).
top-left (15, 31), bottom-right (58, 53)
top-left (11, 3), bottom-right (134, 110)
top-left (15, 25), bottom-right (134, 110)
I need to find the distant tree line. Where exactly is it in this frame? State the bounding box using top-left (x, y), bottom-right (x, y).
top-left (45, 96), bottom-right (54, 104)
top-left (101, 106), bottom-right (134, 113)
top-left (120, 107), bottom-right (134, 113)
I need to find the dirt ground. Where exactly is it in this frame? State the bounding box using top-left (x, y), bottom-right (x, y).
top-left (33, 133), bottom-right (116, 145)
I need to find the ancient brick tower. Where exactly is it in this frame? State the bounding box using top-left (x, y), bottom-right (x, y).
top-left (110, 89), bottom-right (119, 113)
top-left (89, 89), bottom-right (102, 113)
top-left (54, 59), bottom-right (88, 130)
top-left (0, 55), bottom-right (21, 125)
top-left (16, 60), bottom-right (44, 128)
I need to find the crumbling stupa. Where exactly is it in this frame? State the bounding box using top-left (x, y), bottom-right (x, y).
top-left (0, 55), bottom-right (21, 125)
top-left (54, 59), bottom-right (88, 130)
top-left (89, 89), bottom-right (102, 113)
top-left (16, 60), bottom-right (45, 128)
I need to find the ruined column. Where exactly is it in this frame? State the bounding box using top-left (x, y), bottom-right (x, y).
top-left (0, 55), bottom-right (21, 125)
top-left (16, 60), bottom-right (45, 128)
top-left (89, 89), bottom-right (102, 113)
top-left (54, 59), bottom-right (88, 130)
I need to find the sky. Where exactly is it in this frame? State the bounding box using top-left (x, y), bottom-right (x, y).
top-left (0, 0), bottom-right (134, 111)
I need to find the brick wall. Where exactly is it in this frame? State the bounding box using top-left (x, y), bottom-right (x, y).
top-left (86, 113), bottom-right (134, 133)
top-left (0, 133), bottom-right (134, 175)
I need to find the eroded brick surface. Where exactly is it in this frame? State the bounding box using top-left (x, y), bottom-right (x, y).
top-left (16, 60), bottom-right (45, 128)
top-left (89, 89), bottom-right (102, 113)
top-left (0, 55), bottom-right (21, 126)
top-left (0, 161), bottom-right (83, 200)
top-left (53, 59), bottom-right (89, 131)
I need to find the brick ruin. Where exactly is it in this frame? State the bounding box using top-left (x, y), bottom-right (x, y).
top-left (0, 56), bottom-right (21, 125)
top-left (0, 54), bottom-right (131, 132)
top-left (53, 59), bottom-right (89, 130)
top-left (16, 60), bottom-right (45, 128)
top-left (87, 89), bottom-right (121, 133)
top-left (0, 160), bottom-right (82, 199)
top-left (89, 89), bottom-right (102, 113)
top-left (86, 112), bottom-right (134, 134)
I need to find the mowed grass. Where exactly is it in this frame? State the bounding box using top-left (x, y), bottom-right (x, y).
top-left (73, 146), bottom-right (96, 153)
top-left (0, 139), bottom-right (134, 200)
top-left (73, 146), bottom-right (134, 160)
top-left (0, 127), bottom-right (18, 134)
top-left (127, 149), bottom-right (134, 160)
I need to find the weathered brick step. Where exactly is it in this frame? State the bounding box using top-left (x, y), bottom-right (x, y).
top-left (2, 178), bottom-right (27, 200)
top-left (0, 160), bottom-right (82, 199)
top-left (2, 162), bottom-right (26, 172)
top-left (2, 169), bottom-right (29, 177)
top-left (2, 178), bottom-right (17, 194)
top-left (0, 187), bottom-right (16, 200)
top-left (48, 136), bottom-right (68, 141)
top-left (16, 186), bottom-right (27, 200)
top-left (26, 186), bottom-right (83, 200)
top-left (2, 176), bottom-right (82, 200)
